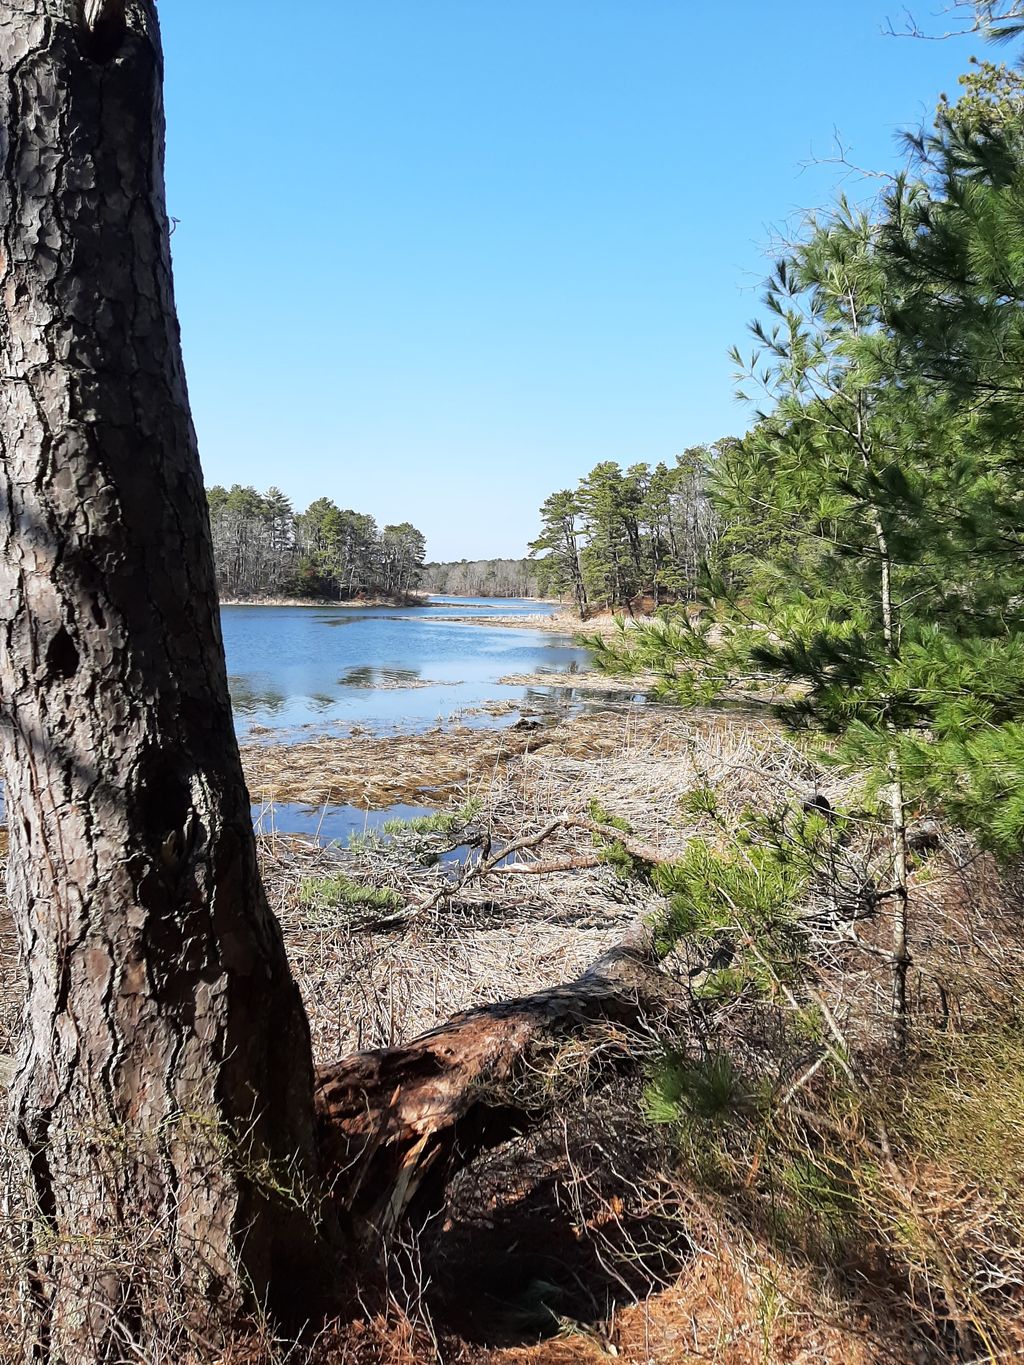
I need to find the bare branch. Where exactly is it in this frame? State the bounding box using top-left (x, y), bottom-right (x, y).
top-left (883, 2), bottom-right (1024, 41)
top-left (369, 814), bottom-right (671, 927)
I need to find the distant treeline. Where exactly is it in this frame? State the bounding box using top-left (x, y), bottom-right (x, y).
top-left (207, 484), bottom-right (426, 600)
top-left (420, 558), bottom-right (540, 599)
top-left (529, 451), bottom-right (720, 613)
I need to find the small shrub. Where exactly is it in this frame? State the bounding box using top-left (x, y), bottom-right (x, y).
top-left (652, 837), bottom-right (807, 981)
top-left (644, 1051), bottom-right (752, 1185)
top-left (298, 873), bottom-right (403, 917)
top-left (680, 781), bottom-right (719, 821)
top-left (645, 1050), bottom-right (747, 1128)
top-left (587, 798), bottom-right (631, 835)
top-left (381, 797), bottom-right (482, 839)
top-left (587, 798), bottom-right (651, 880)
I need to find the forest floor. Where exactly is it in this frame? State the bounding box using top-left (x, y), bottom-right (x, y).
top-left (2, 701), bottom-right (1023, 1362)
top-left (250, 701), bottom-right (1024, 1363)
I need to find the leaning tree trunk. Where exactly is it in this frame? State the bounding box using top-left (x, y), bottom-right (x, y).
top-left (0, 4), bottom-right (332, 1357)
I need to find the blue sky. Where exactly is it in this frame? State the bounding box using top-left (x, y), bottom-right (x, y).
top-left (161, 2), bottom-right (981, 561)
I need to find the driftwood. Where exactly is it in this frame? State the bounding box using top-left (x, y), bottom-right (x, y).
top-left (314, 920), bottom-right (679, 1242)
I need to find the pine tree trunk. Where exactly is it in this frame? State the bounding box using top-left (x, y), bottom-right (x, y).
top-left (852, 360), bottom-right (911, 1032)
top-left (0, 5), bottom-right (332, 1356)
top-left (887, 770), bottom-right (911, 1021)
top-left (873, 524), bottom-right (911, 1026)
top-left (566, 517), bottom-right (587, 617)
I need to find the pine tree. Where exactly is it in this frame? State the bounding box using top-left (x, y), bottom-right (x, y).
top-left (592, 96), bottom-right (1024, 1022)
top-left (871, 57), bottom-right (1024, 856)
top-left (529, 489), bottom-right (589, 614)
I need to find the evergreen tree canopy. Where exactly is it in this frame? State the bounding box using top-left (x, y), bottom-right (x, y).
top-left (530, 452), bottom-right (720, 613)
top-left (205, 485), bottom-right (426, 601)
top-left (592, 68), bottom-right (1024, 872)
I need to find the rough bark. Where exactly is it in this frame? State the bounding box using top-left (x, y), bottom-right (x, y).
top-left (314, 923), bottom-right (677, 1244)
top-left (0, 4), bottom-right (330, 1356)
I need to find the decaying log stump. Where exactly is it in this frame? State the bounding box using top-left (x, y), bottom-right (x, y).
top-left (314, 921), bottom-right (680, 1242)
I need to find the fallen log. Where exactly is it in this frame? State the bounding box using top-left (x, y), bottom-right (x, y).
top-left (314, 920), bottom-right (681, 1243)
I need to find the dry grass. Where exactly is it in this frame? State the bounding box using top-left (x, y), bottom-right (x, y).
top-left (242, 721), bottom-right (538, 808)
top-left (239, 702), bottom-right (798, 813)
top-left (452, 609), bottom-right (646, 640)
top-left (495, 670), bottom-right (660, 693)
top-left (259, 706), bottom-right (823, 1059)
top-left (4, 703), bottom-right (1024, 1361)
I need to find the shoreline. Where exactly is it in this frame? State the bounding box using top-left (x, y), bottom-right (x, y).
top-left (218, 594), bottom-right (563, 611)
top-left (219, 594), bottom-right (429, 609)
top-left (452, 608), bottom-right (640, 639)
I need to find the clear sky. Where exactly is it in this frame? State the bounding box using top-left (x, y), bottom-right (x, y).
top-left (160, 2), bottom-right (981, 561)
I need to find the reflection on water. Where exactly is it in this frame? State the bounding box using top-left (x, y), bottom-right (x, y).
top-left (227, 676), bottom-right (288, 717)
top-left (337, 665), bottom-right (432, 689)
top-left (519, 684), bottom-right (650, 714)
top-left (252, 799), bottom-right (437, 844)
top-left (252, 798), bottom-right (498, 865)
top-left (253, 798), bottom-right (525, 866)
top-left (222, 597), bottom-right (594, 738)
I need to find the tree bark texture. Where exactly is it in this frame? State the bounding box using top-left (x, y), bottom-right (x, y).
top-left (0, 4), bottom-right (329, 1356)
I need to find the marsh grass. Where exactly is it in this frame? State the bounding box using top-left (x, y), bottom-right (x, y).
top-left (298, 872), bottom-right (405, 918)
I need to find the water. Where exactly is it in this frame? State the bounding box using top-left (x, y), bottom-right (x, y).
top-left (252, 799), bottom-right (437, 844)
top-left (222, 597), bottom-right (595, 738)
top-left (251, 799), bottom-right (513, 867)
top-left (0, 598), bottom-right (604, 841)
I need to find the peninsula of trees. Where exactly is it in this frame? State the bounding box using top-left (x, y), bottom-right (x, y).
top-left (206, 484), bottom-right (427, 601)
top-left (529, 452), bottom-right (719, 613)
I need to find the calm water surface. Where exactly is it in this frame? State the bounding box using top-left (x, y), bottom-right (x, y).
top-left (0, 600), bottom-right (613, 842)
top-left (222, 597), bottom-right (594, 739)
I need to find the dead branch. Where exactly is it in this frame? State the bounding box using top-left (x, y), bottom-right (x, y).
top-left (562, 816), bottom-right (669, 866)
top-left (314, 919), bottom-right (681, 1244)
top-left (371, 814), bottom-right (671, 928)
